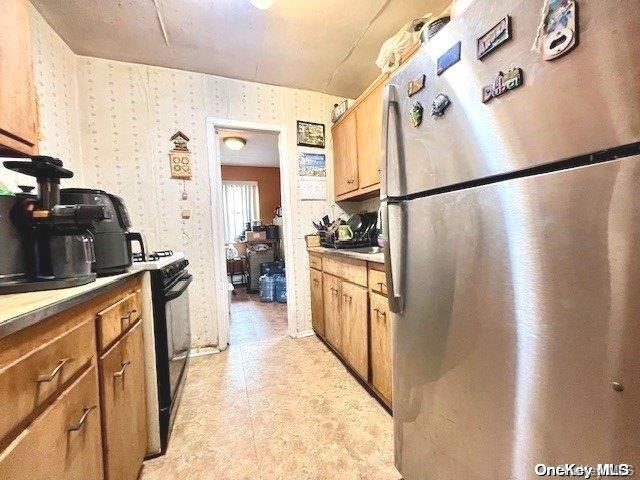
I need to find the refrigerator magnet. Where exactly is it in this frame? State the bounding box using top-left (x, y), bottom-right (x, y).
top-left (410, 102), bottom-right (424, 127)
top-left (542, 0), bottom-right (578, 60)
top-left (436, 42), bottom-right (461, 75)
top-left (482, 68), bottom-right (524, 103)
top-left (431, 94), bottom-right (451, 117)
top-left (477, 16), bottom-right (511, 60)
top-left (407, 74), bottom-right (426, 97)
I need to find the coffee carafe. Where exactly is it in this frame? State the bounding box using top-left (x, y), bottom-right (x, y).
top-left (0, 156), bottom-right (105, 293)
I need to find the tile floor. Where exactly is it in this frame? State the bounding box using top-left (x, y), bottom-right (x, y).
top-left (140, 287), bottom-right (400, 480)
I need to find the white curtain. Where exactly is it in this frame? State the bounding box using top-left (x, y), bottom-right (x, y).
top-left (222, 181), bottom-right (260, 243)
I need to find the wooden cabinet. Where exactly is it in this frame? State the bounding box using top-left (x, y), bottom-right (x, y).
top-left (370, 292), bottom-right (392, 404)
top-left (97, 290), bottom-right (141, 351)
top-left (0, 318), bottom-right (96, 441)
top-left (340, 282), bottom-right (369, 380)
top-left (0, 275), bottom-right (147, 480)
top-left (368, 264), bottom-right (388, 296)
top-left (0, 0), bottom-right (39, 155)
top-left (309, 254), bottom-right (322, 271)
top-left (0, 366), bottom-right (104, 480)
top-left (309, 250), bottom-right (391, 409)
top-left (322, 273), bottom-right (343, 353)
top-left (332, 113), bottom-right (359, 196)
top-left (332, 46), bottom-right (420, 202)
top-left (356, 82), bottom-right (385, 190)
top-left (99, 320), bottom-right (147, 480)
top-left (310, 269), bottom-right (325, 337)
top-left (322, 255), bottom-right (367, 287)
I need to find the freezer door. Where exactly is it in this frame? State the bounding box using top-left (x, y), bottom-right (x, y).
top-left (392, 156), bottom-right (640, 480)
top-left (383, 0), bottom-right (640, 199)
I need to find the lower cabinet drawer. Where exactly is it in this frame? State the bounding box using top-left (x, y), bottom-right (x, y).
top-left (100, 320), bottom-right (148, 480)
top-left (97, 290), bottom-right (142, 352)
top-left (0, 366), bottom-right (103, 480)
top-left (0, 318), bottom-right (96, 442)
top-left (368, 266), bottom-right (388, 296)
top-left (323, 256), bottom-right (367, 287)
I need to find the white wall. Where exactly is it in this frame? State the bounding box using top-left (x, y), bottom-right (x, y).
top-left (29, 6), bottom-right (348, 348)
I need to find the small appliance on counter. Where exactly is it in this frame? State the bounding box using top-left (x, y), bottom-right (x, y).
top-left (0, 156), bottom-right (105, 293)
top-left (61, 188), bottom-right (146, 276)
top-left (316, 212), bottom-right (379, 249)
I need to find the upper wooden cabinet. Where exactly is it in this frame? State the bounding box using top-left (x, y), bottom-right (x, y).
top-left (0, 0), bottom-right (39, 156)
top-left (356, 82), bottom-right (385, 191)
top-left (332, 80), bottom-right (384, 201)
top-left (332, 112), bottom-right (359, 197)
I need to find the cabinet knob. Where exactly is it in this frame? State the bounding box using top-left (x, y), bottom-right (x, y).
top-left (347, 179), bottom-right (355, 184)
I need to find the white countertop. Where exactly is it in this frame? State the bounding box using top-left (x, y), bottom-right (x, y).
top-left (307, 246), bottom-right (385, 264)
top-left (0, 271), bottom-right (141, 338)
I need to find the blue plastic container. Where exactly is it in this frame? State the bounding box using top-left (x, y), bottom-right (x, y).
top-left (274, 274), bottom-right (287, 303)
top-left (258, 274), bottom-right (275, 302)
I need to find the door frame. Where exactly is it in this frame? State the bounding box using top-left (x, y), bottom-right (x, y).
top-left (205, 117), bottom-right (298, 350)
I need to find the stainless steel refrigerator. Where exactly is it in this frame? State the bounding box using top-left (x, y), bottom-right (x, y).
top-left (380, 1), bottom-right (640, 478)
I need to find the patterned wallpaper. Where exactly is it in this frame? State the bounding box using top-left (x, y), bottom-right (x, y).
top-left (74, 58), bottom-right (345, 347)
top-left (29, 4), bottom-right (83, 184)
top-left (29, 7), bottom-right (349, 349)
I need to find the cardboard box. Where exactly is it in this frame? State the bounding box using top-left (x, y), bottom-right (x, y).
top-left (246, 231), bottom-right (267, 241)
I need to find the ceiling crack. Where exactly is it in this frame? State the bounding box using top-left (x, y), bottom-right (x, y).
top-left (152, 0), bottom-right (171, 48)
top-left (321, 0), bottom-right (392, 94)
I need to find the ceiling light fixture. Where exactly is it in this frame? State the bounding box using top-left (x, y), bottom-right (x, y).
top-left (223, 137), bottom-right (247, 151)
top-left (250, 0), bottom-right (274, 10)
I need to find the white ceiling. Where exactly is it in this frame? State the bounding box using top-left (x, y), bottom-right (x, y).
top-left (218, 129), bottom-right (279, 167)
top-left (30, 0), bottom-right (450, 98)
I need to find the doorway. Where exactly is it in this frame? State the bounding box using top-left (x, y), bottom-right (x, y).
top-left (206, 119), bottom-right (298, 350)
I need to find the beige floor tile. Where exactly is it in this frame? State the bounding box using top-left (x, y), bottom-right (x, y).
top-left (141, 286), bottom-right (399, 480)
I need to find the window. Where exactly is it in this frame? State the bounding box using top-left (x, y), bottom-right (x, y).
top-left (222, 181), bottom-right (260, 243)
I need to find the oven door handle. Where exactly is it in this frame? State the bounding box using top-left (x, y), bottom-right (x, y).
top-left (164, 274), bottom-right (193, 301)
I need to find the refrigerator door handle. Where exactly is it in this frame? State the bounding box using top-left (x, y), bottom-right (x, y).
top-left (381, 200), bottom-right (404, 314)
top-left (381, 83), bottom-right (402, 200)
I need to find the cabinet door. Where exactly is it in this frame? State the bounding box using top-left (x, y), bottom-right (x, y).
top-left (341, 281), bottom-right (369, 380)
top-left (310, 268), bottom-right (325, 337)
top-left (322, 273), bottom-right (342, 352)
top-left (356, 82), bottom-right (384, 189)
top-left (332, 113), bottom-right (359, 196)
top-left (0, 0), bottom-right (38, 155)
top-left (0, 366), bottom-right (104, 480)
top-left (99, 321), bottom-right (147, 480)
top-left (370, 292), bottom-right (392, 404)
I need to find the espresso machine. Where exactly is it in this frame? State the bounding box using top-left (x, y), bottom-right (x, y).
top-left (0, 156), bottom-right (105, 293)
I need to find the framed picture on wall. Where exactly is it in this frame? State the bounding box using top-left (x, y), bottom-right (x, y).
top-left (296, 121), bottom-right (325, 148)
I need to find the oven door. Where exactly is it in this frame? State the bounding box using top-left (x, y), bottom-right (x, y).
top-left (163, 271), bottom-right (192, 401)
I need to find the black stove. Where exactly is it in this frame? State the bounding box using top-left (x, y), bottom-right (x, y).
top-left (147, 254), bottom-right (192, 456)
top-left (133, 249), bottom-right (174, 262)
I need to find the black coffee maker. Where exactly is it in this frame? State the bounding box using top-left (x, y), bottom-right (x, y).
top-left (0, 156), bottom-right (105, 293)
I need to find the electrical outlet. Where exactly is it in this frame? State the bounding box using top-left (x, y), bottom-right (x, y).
top-left (181, 209), bottom-right (191, 219)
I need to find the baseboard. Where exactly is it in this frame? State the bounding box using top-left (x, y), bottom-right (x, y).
top-left (189, 346), bottom-right (220, 357)
top-left (294, 329), bottom-right (316, 338)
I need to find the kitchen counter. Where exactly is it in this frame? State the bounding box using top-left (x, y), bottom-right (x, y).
top-left (0, 270), bottom-right (142, 340)
top-left (307, 246), bottom-right (385, 264)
